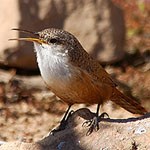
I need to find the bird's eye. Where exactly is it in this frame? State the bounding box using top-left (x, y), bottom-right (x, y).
top-left (49, 38), bottom-right (58, 44)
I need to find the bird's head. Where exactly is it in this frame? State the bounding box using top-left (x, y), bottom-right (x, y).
top-left (10, 28), bottom-right (83, 57)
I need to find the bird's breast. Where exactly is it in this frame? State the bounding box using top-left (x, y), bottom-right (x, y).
top-left (36, 53), bottom-right (74, 90)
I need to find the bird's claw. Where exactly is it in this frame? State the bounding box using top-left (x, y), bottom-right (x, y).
top-left (82, 112), bottom-right (109, 135)
top-left (82, 116), bottom-right (99, 136)
top-left (50, 110), bottom-right (74, 135)
top-left (50, 119), bottom-right (67, 135)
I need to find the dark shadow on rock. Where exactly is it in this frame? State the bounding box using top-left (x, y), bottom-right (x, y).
top-left (101, 112), bottom-right (150, 123)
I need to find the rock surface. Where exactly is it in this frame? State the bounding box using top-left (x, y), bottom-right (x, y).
top-left (0, 0), bottom-right (125, 69)
top-left (0, 108), bottom-right (150, 150)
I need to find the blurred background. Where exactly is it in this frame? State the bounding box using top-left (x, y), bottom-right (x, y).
top-left (0, 0), bottom-right (149, 142)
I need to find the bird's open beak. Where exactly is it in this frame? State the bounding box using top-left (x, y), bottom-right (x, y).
top-left (9, 28), bottom-right (45, 44)
top-left (9, 37), bottom-right (44, 44)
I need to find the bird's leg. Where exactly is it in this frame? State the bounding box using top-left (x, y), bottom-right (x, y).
top-left (51, 104), bottom-right (73, 134)
top-left (83, 104), bottom-right (109, 135)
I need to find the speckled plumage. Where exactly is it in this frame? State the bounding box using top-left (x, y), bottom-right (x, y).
top-left (11, 28), bottom-right (147, 116)
top-left (32, 28), bottom-right (147, 115)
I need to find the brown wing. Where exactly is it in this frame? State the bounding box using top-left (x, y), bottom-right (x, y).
top-left (69, 48), bottom-right (117, 88)
top-left (89, 61), bottom-right (117, 87)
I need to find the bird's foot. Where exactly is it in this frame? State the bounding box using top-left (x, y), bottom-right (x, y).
top-left (82, 116), bottom-right (99, 135)
top-left (50, 110), bottom-right (74, 135)
top-left (82, 112), bottom-right (109, 135)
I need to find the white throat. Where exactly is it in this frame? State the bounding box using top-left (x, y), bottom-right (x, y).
top-left (33, 42), bottom-right (72, 87)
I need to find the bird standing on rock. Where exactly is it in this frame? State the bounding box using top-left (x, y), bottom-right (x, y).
top-left (10, 28), bottom-right (147, 134)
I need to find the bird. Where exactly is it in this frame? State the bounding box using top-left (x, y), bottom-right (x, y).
top-left (10, 28), bottom-right (147, 134)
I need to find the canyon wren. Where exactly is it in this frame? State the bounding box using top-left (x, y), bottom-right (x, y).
top-left (10, 28), bottom-right (147, 134)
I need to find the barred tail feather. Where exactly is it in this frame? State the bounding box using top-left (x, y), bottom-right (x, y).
top-left (111, 89), bottom-right (147, 115)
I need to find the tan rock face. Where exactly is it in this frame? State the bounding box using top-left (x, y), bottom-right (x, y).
top-left (0, 0), bottom-right (20, 63)
top-left (1, 0), bottom-right (125, 70)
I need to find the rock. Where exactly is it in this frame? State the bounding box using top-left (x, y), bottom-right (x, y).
top-left (0, 142), bottom-right (42, 150)
top-left (64, 0), bottom-right (126, 63)
top-left (0, 0), bottom-right (20, 66)
top-left (0, 0), bottom-right (125, 70)
top-left (0, 108), bottom-right (150, 150)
